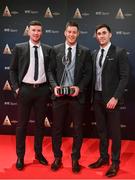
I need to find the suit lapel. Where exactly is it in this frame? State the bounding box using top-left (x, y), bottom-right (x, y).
top-left (24, 42), bottom-right (30, 65)
top-left (40, 44), bottom-right (46, 74)
top-left (41, 44), bottom-right (46, 60)
top-left (93, 49), bottom-right (98, 69)
top-left (93, 49), bottom-right (98, 83)
top-left (102, 45), bottom-right (115, 70)
top-left (22, 42), bottom-right (30, 77)
top-left (59, 44), bottom-right (65, 71)
top-left (74, 44), bottom-right (82, 77)
top-left (55, 44), bottom-right (65, 80)
top-left (41, 44), bottom-right (48, 71)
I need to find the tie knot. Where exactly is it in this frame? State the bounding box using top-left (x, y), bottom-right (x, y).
top-left (68, 47), bottom-right (72, 51)
top-left (101, 49), bottom-right (104, 54)
top-left (33, 46), bottom-right (38, 49)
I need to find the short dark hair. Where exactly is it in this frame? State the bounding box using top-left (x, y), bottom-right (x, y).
top-left (96, 24), bottom-right (111, 33)
top-left (28, 20), bottom-right (42, 27)
top-left (65, 21), bottom-right (79, 31)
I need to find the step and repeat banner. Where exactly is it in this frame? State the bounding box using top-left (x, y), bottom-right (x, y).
top-left (0, 0), bottom-right (135, 139)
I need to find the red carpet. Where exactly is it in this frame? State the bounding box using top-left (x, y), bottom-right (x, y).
top-left (0, 135), bottom-right (135, 179)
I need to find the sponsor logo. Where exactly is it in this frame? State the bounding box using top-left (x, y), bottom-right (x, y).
top-left (95, 11), bottom-right (110, 16)
top-left (3, 80), bottom-right (12, 91)
top-left (4, 28), bottom-right (18, 33)
top-left (23, 26), bottom-right (29, 36)
top-left (116, 8), bottom-right (125, 19)
top-left (3, 116), bottom-right (11, 126)
top-left (91, 122), bottom-right (96, 125)
top-left (24, 10), bottom-right (39, 14)
top-left (115, 8), bottom-right (132, 19)
top-left (4, 102), bottom-right (17, 106)
top-left (44, 117), bottom-right (51, 127)
top-left (116, 31), bottom-right (131, 35)
top-left (3, 44), bottom-right (12, 54)
top-left (70, 121), bottom-right (73, 128)
top-left (44, 7), bottom-right (53, 18)
top-left (44, 7), bottom-right (60, 18)
top-left (4, 66), bottom-right (10, 70)
top-left (45, 29), bottom-right (59, 34)
top-left (3, 6), bottom-right (11, 16)
top-left (3, 5), bottom-right (19, 16)
top-left (120, 124), bottom-right (127, 128)
top-left (29, 120), bottom-right (35, 123)
top-left (73, 8), bottom-right (82, 19)
top-left (80, 31), bottom-right (88, 34)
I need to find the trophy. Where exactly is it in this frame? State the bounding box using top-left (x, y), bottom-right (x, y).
top-left (57, 55), bottom-right (75, 95)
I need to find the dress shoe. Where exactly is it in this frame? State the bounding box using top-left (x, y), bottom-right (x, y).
top-left (88, 157), bottom-right (109, 168)
top-left (72, 160), bottom-right (81, 173)
top-left (16, 158), bottom-right (24, 170)
top-left (35, 154), bottom-right (48, 165)
top-left (105, 163), bottom-right (119, 177)
top-left (51, 158), bottom-right (62, 171)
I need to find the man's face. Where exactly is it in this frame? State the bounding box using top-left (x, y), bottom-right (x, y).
top-left (64, 26), bottom-right (79, 46)
top-left (28, 25), bottom-right (42, 44)
top-left (96, 27), bottom-right (112, 48)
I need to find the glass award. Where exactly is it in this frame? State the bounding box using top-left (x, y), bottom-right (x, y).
top-left (57, 55), bottom-right (75, 95)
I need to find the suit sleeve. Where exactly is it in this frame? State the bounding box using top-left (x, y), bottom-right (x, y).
top-left (78, 49), bottom-right (92, 92)
top-left (113, 49), bottom-right (129, 100)
top-left (47, 48), bottom-right (58, 90)
top-left (9, 45), bottom-right (20, 91)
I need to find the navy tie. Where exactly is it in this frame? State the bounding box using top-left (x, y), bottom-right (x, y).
top-left (99, 49), bottom-right (104, 67)
top-left (33, 46), bottom-right (39, 81)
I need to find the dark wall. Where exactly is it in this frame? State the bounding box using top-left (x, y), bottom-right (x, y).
top-left (0, 0), bottom-right (135, 139)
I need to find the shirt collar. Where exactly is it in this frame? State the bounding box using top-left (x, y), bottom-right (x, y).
top-left (100, 42), bottom-right (111, 53)
top-left (65, 42), bottom-right (77, 51)
top-left (29, 40), bottom-right (40, 48)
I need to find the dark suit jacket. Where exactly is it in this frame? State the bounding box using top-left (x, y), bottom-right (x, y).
top-left (92, 44), bottom-right (129, 105)
top-left (10, 42), bottom-right (52, 91)
top-left (48, 43), bottom-right (92, 104)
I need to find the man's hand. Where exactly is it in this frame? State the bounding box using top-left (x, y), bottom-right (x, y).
top-left (70, 86), bottom-right (80, 97)
top-left (54, 86), bottom-right (63, 97)
top-left (106, 97), bottom-right (118, 109)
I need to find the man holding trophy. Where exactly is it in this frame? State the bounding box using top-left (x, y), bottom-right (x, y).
top-left (48, 21), bottom-right (92, 173)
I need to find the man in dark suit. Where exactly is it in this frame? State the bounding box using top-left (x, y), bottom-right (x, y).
top-left (10, 20), bottom-right (52, 170)
top-left (48, 21), bottom-right (92, 173)
top-left (88, 24), bottom-right (129, 177)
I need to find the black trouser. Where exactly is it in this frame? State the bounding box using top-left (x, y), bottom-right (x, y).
top-left (52, 97), bottom-right (84, 160)
top-left (94, 91), bottom-right (121, 164)
top-left (16, 83), bottom-right (50, 158)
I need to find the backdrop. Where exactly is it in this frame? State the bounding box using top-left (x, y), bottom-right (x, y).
top-left (0, 0), bottom-right (135, 139)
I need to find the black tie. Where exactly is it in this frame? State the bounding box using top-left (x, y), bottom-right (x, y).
top-left (99, 49), bottom-right (104, 67)
top-left (33, 46), bottom-right (39, 81)
top-left (67, 47), bottom-right (72, 65)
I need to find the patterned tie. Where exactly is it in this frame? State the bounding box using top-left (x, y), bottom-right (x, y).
top-left (33, 46), bottom-right (39, 81)
top-left (67, 47), bottom-right (72, 65)
top-left (99, 49), bottom-right (104, 67)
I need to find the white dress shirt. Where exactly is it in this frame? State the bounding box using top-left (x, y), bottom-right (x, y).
top-left (22, 40), bottom-right (46, 84)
